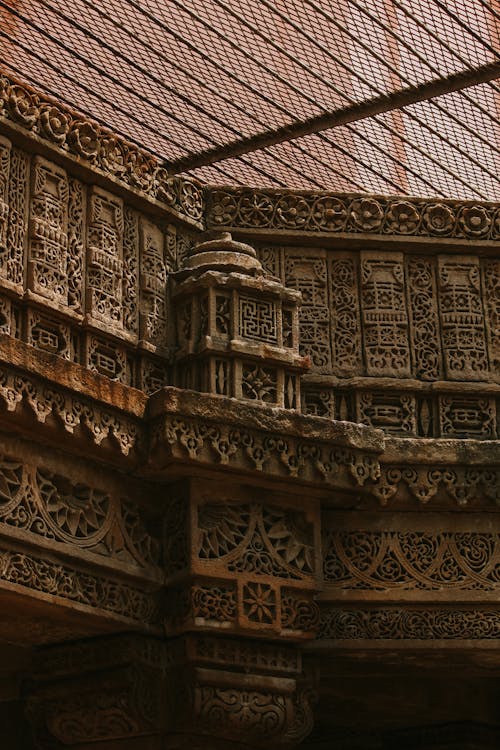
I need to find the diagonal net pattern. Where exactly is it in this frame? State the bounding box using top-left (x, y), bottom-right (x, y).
top-left (0, 0), bottom-right (498, 199)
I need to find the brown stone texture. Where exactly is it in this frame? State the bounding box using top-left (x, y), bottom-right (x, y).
top-left (0, 89), bottom-right (498, 750)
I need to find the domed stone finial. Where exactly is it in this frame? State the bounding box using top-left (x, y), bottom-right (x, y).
top-left (182, 231), bottom-right (263, 276)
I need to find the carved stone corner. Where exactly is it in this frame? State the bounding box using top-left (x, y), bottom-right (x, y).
top-left (24, 633), bottom-right (317, 750)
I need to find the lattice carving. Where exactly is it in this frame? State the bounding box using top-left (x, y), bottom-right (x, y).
top-left (239, 296), bottom-right (278, 344)
top-left (140, 218), bottom-right (168, 346)
top-left (438, 257), bottom-right (488, 380)
top-left (123, 207), bottom-right (139, 336)
top-left (197, 503), bottom-right (314, 580)
top-left (67, 176), bottom-right (85, 312)
top-left (0, 457), bottom-right (159, 568)
top-left (285, 253), bottom-right (331, 370)
top-left (407, 257), bottom-right (442, 380)
top-left (0, 137), bottom-right (10, 279)
top-left (302, 388), bottom-right (335, 418)
top-left (439, 395), bottom-right (496, 439)
top-left (319, 607), bottom-right (500, 640)
top-left (330, 256), bottom-right (362, 376)
top-left (241, 364), bottom-right (278, 404)
top-left (360, 253), bottom-right (410, 376)
top-left (86, 187), bottom-right (124, 328)
top-left (5, 146), bottom-right (28, 287)
top-left (86, 335), bottom-right (131, 385)
top-left (27, 309), bottom-right (75, 361)
top-left (256, 245), bottom-right (283, 279)
top-left (483, 259), bottom-right (500, 378)
top-left (323, 530), bottom-right (500, 590)
top-left (357, 392), bottom-right (416, 436)
top-left (28, 157), bottom-right (69, 305)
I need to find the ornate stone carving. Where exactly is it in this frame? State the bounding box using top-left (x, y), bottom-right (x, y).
top-left (67, 176), bottom-right (85, 312)
top-left (140, 218), bottom-right (168, 348)
top-left (368, 464), bottom-right (500, 507)
top-left (360, 253), bottom-right (410, 377)
top-left (323, 529), bottom-right (500, 590)
top-left (27, 634), bottom-right (315, 749)
top-left (285, 251), bottom-right (331, 371)
top-left (0, 73), bottom-right (204, 225)
top-left (437, 256), bottom-right (488, 380)
top-left (0, 361), bottom-right (142, 455)
top-left (5, 146), bottom-right (28, 288)
top-left (439, 395), bottom-right (496, 439)
top-left (330, 255), bottom-right (362, 376)
top-left (0, 545), bottom-right (156, 622)
top-left (28, 157), bottom-right (69, 305)
top-left (86, 187), bottom-right (124, 330)
top-left (27, 309), bottom-right (76, 361)
top-left (208, 188), bottom-right (499, 241)
top-left (483, 259), bottom-right (500, 379)
top-left (0, 455), bottom-right (160, 569)
top-left (357, 391), bottom-right (416, 436)
top-left (123, 206), bottom-right (139, 336)
top-left (153, 410), bottom-right (380, 488)
top-left (319, 606), bottom-right (500, 640)
top-left (197, 503), bottom-right (315, 580)
top-left (407, 257), bottom-right (442, 380)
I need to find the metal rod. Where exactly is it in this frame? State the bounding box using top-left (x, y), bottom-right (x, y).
top-left (169, 61), bottom-right (500, 173)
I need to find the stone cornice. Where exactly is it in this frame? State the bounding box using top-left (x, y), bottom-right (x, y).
top-left (206, 187), bottom-right (500, 241)
top-left (0, 71), bottom-right (204, 227)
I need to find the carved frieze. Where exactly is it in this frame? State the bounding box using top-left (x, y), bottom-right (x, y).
top-left (323, 529), bottom-right (500, 591)
top-left (208, 188), bottom-right (500, 240)
top-left (0, 72), bottom-right (204, 225)
top-left (319, 606), bottom-right (500, 640)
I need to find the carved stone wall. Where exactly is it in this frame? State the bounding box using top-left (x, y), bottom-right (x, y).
top-left (0, 136), bottom-right (200, 395)
top-left (254, 245), bottom-right (500, 439)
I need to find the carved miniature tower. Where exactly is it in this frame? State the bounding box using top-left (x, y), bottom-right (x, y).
top-left (173, 231), bottom-right (309, 409)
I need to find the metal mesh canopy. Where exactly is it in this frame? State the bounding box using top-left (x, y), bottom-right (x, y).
top-left (0, 0), bottom-right (499, 199)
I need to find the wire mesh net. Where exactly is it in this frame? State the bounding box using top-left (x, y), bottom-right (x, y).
top-left (0, 0), bottom-right (498, 199)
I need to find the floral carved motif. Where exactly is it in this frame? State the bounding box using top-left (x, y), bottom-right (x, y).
top-left (0, 73), bottom-right (203, 224)
top-left (319, 607), bottom-right (500, 640)
top-left (323, 530), bottom-right (500, 590)
top-left (197, 503), bottom-right (314, 580)
top-left (0, 545), bottom-right (157, 622)
top-left (208, 189), bottom-right (500, 240)
top-left (0, 457), bottom-right (160, 569)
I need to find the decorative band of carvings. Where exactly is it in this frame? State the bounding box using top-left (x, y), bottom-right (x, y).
top-left (0, 454), bottom-right (160, 573)
top-left (319, 607), bottom-right (500, 640)
top-left (323, 530), bottom-right (500, 591)
top-left (0, 72), bottom-right (204, 225)
top-left (0, 363), bottom-right (142, 455)
top-left (0, 544), bottom-right (157, 623)
top-left (152, 414), bottom-right (381, 487)
top-left (369, 465), bottom-right (500, 506)
top-left (208, 189), bottom-right (500, 240)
